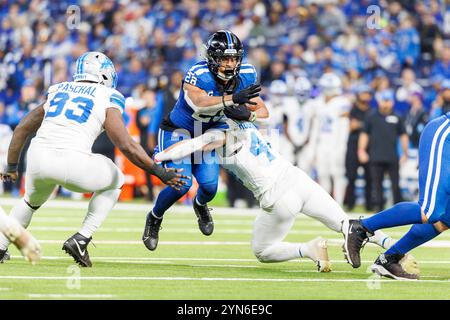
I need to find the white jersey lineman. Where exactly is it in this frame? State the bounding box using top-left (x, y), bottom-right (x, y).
top-left (154, 122), bottom-right (393, 270)
top-left (27, 81), bottom-right (125, 204)
top-left (0, 52), bottom-right (126, 265)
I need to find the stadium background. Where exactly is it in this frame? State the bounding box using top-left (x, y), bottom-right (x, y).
top-left (0, 0), bottom-right (449, 210)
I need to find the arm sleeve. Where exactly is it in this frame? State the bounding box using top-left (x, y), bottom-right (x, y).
top-left (108, 89), bottom-right (126, 114)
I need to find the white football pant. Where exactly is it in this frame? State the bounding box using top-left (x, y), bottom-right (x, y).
top-left (252, 167), bottom-right (347, 262)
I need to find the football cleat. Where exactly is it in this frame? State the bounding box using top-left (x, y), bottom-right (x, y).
top-left (305, 237), bottom-right (331, 272)
top-left (371, 253), bottom-right (419, 280)
top-left (142, 212), bottom-right (162, 251)
top-left (193, 200), bottom-right (214, 236)
top-left (0, 249), bottom-right (10, 263)
top-left (62, 233), bottom-right (93, 267)
top-left (342, 219), bottom-right (373, 268)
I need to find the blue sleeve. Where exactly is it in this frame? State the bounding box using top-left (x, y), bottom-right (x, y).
top-left (148, 92), bottom-right (164, 135)
top-left (239, 64), bottom-right (258, 86)
top-left (183, 64), bottom-right (215, 91)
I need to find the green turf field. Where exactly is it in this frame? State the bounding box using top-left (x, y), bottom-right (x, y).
top-left (0, 198), bottom-right (450, 300)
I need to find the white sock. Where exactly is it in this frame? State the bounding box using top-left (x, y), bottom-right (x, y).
top-left (299, 243), bottom-right (311, 259)
top-left (79, 188), bottom-right (120, 238)
top-left (0, 199), bottom-right (36, 250)
top-left (369, 230), bottom-right (394, 249)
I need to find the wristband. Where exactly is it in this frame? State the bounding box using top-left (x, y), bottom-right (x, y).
top-left (249, 111), bottom-right (257, 122)
top-left (6, 163), bottom-right (18, 173)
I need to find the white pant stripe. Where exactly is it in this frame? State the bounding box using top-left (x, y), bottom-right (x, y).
top-left (421, 119), bottom-right (449, 214)
top-left (427, 125), bottom-right (450, 218)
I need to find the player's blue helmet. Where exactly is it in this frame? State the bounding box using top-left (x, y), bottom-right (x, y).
top-left (205, 30), bottom-right (244, 81)
top-left (73, 51), bottom-right (118, 89)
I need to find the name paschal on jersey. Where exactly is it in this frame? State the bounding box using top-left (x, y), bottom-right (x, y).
top-left (169, 61), bottom-right (257, 134)
top-left (33, 81), bottom-right (125, 153)
top-left (222, 122), bottom-right (293, 207)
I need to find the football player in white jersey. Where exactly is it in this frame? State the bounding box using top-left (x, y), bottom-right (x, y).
top-left (263, 80), bottom-right (295, 163)
top-left (0, 206), bottom-right (40, 264)
top-left (284, 77), bottom-right (318, 174)
top-left (313, 73), bottom-right (351, 206)
top-left (152, 120), bottom-right (398, 272)
top-left (0, 52), bottom-right (188, 267)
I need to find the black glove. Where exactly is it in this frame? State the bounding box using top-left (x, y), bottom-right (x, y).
top-left (224, 104), bottom-right (251, 121)
top-left (150, 164), bottom-right (189, 190)
top-left (232, 84), bottom-right (261, 105)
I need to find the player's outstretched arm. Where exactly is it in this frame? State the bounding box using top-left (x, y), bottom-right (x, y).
top-left (184, 83), bottom-right (261, 114)
top-left (104, 108), bottom-right (189, 189)
top-left (1, 103), bottom-right (45, 183)
top-left (154, 130), bottom-right (227, 163)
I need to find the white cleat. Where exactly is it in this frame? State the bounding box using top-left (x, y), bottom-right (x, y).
top-left (305, 237), bottom-right (331, 273)
top-left (4, 221), bottom-right (41, 265)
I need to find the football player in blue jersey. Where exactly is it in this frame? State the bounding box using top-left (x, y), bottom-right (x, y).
top-left (343, 108), bottom-right (450, 279)
top-left (142, 30), bottom-right (268, 251)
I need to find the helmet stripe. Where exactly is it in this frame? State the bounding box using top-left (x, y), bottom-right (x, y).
top-left (77, 53), bottom-right (88, 75)
top-left (225, 31), bottom-right (232, 49)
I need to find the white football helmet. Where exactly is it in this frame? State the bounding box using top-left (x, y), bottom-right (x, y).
top-left (269, 80), bottom-right (288, 105)
top-left (269, 80), bottom-right (288, 95)
top-left (294, 77), bottom-right (312, 103)
top-left (318, 73), bottom-right (342, 97)
top-left (73, 51), bottom-right (118, 88)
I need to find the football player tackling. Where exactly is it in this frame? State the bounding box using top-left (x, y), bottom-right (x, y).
top-left (152, 119), bottom-right (399, 271)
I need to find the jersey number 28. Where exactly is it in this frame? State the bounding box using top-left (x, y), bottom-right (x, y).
top-left (46, 92), bottom-right (94, 124)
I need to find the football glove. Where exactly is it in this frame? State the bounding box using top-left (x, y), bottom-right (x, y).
top-left (224, 104), bottom-right (253, 121)
top-left (232, 84), bottom-right (261, 105)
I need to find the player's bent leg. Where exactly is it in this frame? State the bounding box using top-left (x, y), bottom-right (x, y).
top-left (252, 189), bottom-right (330, 272)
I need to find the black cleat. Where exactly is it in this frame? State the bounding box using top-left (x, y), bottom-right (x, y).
top-left (371, 253), bottom-right (419, 280)
top-left (62, 233), bottom-right (93, 267)
top-left (0, 250), bottom-right (10, 263)
top-left (193, 200), bottom-right (214, 236)
top-left (142, 212), bottom-right (162, 251)
top-left (342, 219), bottom-right (373, 268)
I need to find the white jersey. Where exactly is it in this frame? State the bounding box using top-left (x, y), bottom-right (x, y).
top-left (33, 81), bottom-right (125, 153)
top-left (286, 98), bottom-right (317, 147)
top-left (264, 97), bottom-right (297, 163)
top-left (314, 95), bottom-right (351, 151)
top-left (220, 122), bottom-right (294, 208)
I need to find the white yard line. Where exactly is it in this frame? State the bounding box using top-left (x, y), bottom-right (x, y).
top-left (31, 238), bottom-right (450, 248)
top-left (10, 255), bottom-right (450, 265)
top-left (28, 294), bottom-right (115, 299)
top-left (0, 197), bottom-right (372, 218)
top-left (0, 276), bottom-right (448, 283)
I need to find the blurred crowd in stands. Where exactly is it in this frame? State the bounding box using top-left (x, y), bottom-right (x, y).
top-left (0, 0), bottom-right (449, 211)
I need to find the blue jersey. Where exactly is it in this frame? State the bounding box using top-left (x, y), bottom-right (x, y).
top-left (168, 61), bottom-right (257, 134)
